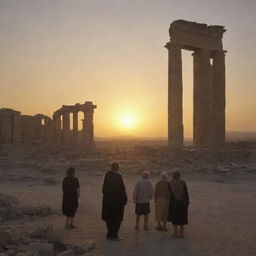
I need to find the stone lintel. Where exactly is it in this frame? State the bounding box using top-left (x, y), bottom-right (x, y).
top-left (168, 20), bottom-right (226, 51)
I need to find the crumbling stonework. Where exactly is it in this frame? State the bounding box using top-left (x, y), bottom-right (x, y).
top-left (0, 109), bottom-right (52, 144)
top-left (0, 101), bottom-right (97, 149)
top-left (53, 101), bottom-right (97, 149)
top-left (165, 20), bottom-right (226, 149)
top-left (0, 108), bottom-right (20, 143)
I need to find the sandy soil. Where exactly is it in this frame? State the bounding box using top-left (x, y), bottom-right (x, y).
top-left (1, 166), bottom-right (256, 256)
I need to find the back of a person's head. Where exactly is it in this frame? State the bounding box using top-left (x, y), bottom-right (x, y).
top-left (172, 170), bottom-right (181, 179)
top-left (111, 162), bottom-right (120, 172)
top-left (66, 167), bottom-right (75, 177)
top-left (161, 171), bottom-right (168, 180)
top-left (142, 170), bottom-right (150, 179)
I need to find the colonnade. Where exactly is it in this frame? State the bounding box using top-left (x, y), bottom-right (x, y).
top-left (166, 20), bottom-right (226, 149)
top-left (53, 101), bottom-right (96, 148)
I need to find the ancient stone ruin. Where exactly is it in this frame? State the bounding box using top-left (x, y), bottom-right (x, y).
top-left (165, 20), bottom-right (226, 149)
top-left (0, 108), bottom-right (53, 144)
top-left (0, 101), bottom-right (96, 149)
top-left (53, 101), bottom-right (97, 148)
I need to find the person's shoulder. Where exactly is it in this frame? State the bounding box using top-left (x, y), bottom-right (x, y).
top-left (147, 179), bottom-right (153, 185)
top-left (106, 171), bottom-right (121, 177)
top-left (180, 179), bottom-right (187, 185)
top-left (63, 176), bottom-right (68, 181)
top-left (137, 178), bottom-right (144, 184)
top-left (155, 180), bottom-right (161, 185)
top-left (105, 171), bottom-right (112, 176)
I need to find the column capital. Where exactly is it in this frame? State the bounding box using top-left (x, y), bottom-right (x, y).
top-left (212, 50), bottom-right (226, 57)
top-left (192, 48), bottom-right (212, 57)
top-left (165, 42), bottom-right (182, 50)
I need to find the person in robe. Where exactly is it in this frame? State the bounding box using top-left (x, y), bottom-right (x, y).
top-left (154, 171), bottom-right (170, 231)
top-left (62, 167), bottom-right (80, 229)
top-left (101, 162), bottom-right (127, 240)
top-left (133, 171), bottom-right (154, 231)
top-left (168, 170), bottom-right (189, 238)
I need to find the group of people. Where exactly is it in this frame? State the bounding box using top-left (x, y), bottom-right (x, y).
top-left (62, 162), bottom-right (189, 241)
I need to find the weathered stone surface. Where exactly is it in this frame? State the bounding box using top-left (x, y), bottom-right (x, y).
top-left (0, 108), bottom-right (52, 145)
top-left (193, 49), bottom-right (213, 147)
top-left (0, 101), bottom-right (96, 149)
top-left (0, 230), bottom-right (12, 247)
top-left (55, 249), bottom-right (75, 256)
top-left (29, 242), bottom-right (54, 256)
top-left (166, 43), bottom-right (183, 149)
top-left (30, 226), bottom-right (47, 239)
top-left (46, 225), bottom-right (63, 244)
top-left (76, 242), bottom-right (96, 254)
top-left (53, 101), bottom-right (96, 148)
top-left (169, 20), bottom-right (225, 51)
top-left (166, 20), bottom-right (226, 149)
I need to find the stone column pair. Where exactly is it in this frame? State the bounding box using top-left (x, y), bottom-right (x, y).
top-left (166, 43), bottom-right (225, 149)
top-left (82, 110), bottom-right (95, 148)
top-left (62, 111), bottom-right (80, 145)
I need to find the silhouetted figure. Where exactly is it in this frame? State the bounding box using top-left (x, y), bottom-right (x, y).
top-left (168, 170), bottom-right (189, 238)
top-left (154, 171), bottom-right (170, 231)
top-left (133, 171), bottom-right (154, 231)
top-left (62, 167), bottom-right (80, 229)
top-left (101, 162), bottom-right (127, 240)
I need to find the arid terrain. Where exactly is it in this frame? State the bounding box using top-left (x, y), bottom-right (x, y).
top-left (0, 140), bottom-right (256, 256)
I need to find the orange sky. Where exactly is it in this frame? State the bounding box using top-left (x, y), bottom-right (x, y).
top-left (0, 0), bottom-right (256, 137)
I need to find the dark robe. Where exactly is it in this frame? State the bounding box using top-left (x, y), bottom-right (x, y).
top-left (62, 176), bottom-right (79, 217)
top-left (168, 180), bottom-right (189, 225)
top-left (101, 171), bottom-right (127, 222)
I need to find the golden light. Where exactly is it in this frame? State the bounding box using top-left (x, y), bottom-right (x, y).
top-left (112, 107), bottom-right (142, 134)
top-left (121, 115), bottom-right (135, 128)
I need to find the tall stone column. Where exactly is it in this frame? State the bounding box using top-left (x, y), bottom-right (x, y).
top-left (212, 51), bottom-right (226, 146)
top-left (53, 114), bottom-right (61, 143)
top-left (62, 111), bottom-right (70, 144)
top-left (72, 111), bottom-right (78, 144)
top-left (165, 42), bottom-right (183, 149)
top-left (193, 49), bottom-right (213, 147)
top-left (82, 111), bottom-right (93, 148)
top-left (13, 115), bottom-right (21, 143)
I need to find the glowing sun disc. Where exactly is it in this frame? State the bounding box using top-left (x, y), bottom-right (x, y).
top-left (121, 116), bottom-right (135, 128)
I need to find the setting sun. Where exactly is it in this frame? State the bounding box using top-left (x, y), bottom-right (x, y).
top-left (121, 116), bottom-right (135, 128)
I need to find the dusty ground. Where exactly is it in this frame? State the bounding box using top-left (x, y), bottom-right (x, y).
top-left (0, 142), bottom-right (256, 256)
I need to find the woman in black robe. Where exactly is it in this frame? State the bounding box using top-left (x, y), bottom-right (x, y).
top-left (168, 170), bottom-right (189, 238)
top-left (62, 167), bottom-right (80, 229)
top-left (101, 162), bottom-right (127, 240)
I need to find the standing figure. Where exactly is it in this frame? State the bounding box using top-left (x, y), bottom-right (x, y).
top-left (101, 162), bottom-right (127, 240)
top-left (154, 171), bottom-right (170, 231)
top-left (168, 170), bottom-right (189, 238)
top-left (62, 167), bottom-right (80, 229)
top-left (133, 171), bottom-right (154, 231)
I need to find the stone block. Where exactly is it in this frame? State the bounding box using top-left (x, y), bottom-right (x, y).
top-left (55, 249), bottom-right (75, 256)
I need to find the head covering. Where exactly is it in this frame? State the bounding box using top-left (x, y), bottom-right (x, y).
top-left (161, 171), bottom-right (168, 179)
top-left (172, 170), bottom-right (181, 179)
top-left (170, 170), bottom-right (183, 200)
top-left (66, 167), bottom-right (75, 177)
top-left (111, 162), bottom-right (120, 172)
top-left (142, 171), bottom-right (150, 179)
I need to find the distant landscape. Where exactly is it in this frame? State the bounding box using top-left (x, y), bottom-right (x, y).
top-left (95, 131), bottom-right (256, 142)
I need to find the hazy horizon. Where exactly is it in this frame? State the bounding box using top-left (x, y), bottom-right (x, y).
top-left (1, 0), bottom-right (256, 137)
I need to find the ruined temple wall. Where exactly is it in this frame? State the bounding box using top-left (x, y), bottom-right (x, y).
top-left (0, 108), bottom-right (53, 144)
top-left (166, 20), bottom-right (226, 149)
top-left (0, 109), bottom-right (21, 144)
top-left (18, 115), bottom-right (53, 143)
top-left (0, 115), bottom-right (13, 143)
